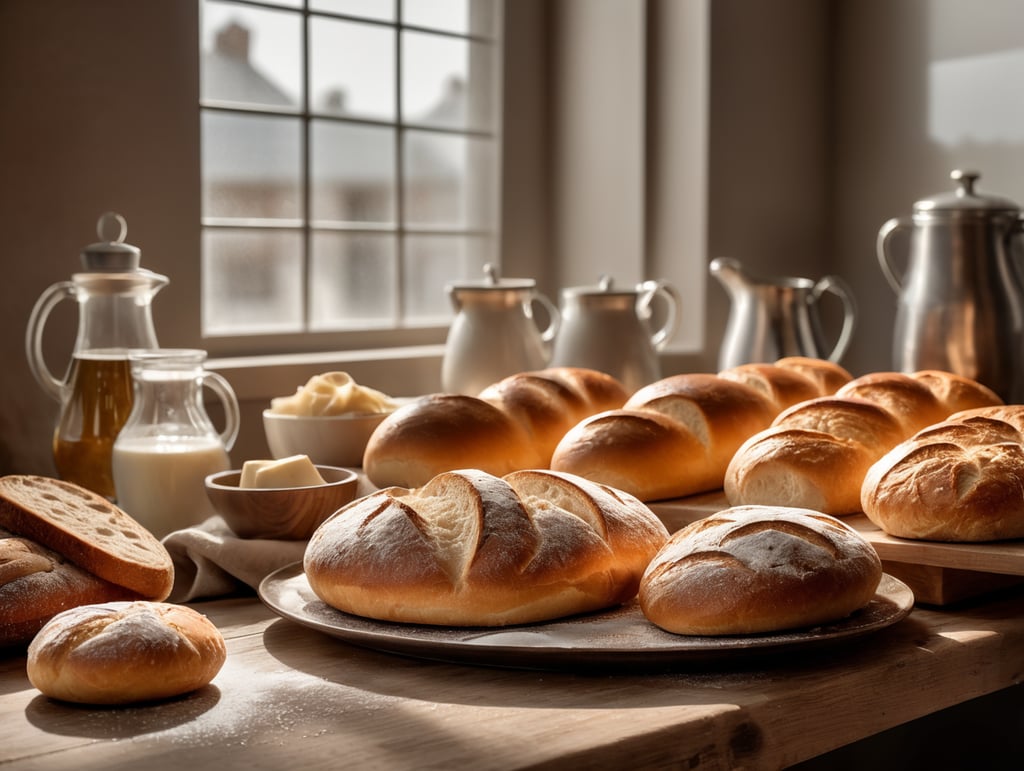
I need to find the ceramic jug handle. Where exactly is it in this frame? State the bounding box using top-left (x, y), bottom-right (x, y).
top-left (877, 216), bottom-right (912, 292)
top-left (638, 280), bottom-right (682, 351)
top-left (201, 371), bottom-right (241, 452)
top-left (812, 275), bottom-right (858, 363)
top-left (25, 281), bottom-right (75, 402)
top-left (532, 293), bottom-right (561, 344)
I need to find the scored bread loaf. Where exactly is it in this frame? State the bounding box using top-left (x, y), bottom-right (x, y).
top-left (363, 367), bottom-right (629, 489)
top-left (0, 475), bottom-right (174, 647)
top-left (548, 357), bottom-right (852, 502)
top-left (861, 404), bottom-right (1024, 541)
top-left (639, 505), bottom-right (883, 635)
top-left (27, 601), bottom-right (226, 705)
top-left (725, 370), bottom-right (1003, 515)
top-left (304, 468), bottom-right (670, 626)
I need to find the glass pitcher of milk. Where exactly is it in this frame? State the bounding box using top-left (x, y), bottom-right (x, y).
top-left (112, 349), bottom-right (240, 538)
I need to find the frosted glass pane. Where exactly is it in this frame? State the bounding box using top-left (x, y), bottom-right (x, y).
top-left (202, 229), bottom-right (304, 335)
top-left (310, 18), bottom-right (395, 119)
top-left (403, 235), bottom-right (493, 321)
top-left (201, 1), bottom-right (302, 108)
top-left (310, 232), bottom-right (397, 329)
top-left (402, 31), bottom-right (496, 131)
top-left (311, 0), bottom-right (394, 21)
top-left (404, 131), bottom-right (497, 229)
top-left (310, 121), bottom-right (396, 223)
top-left (202, 112), bottom-right (302, 220)
top-left (402, 0), bottom-right (498, 37)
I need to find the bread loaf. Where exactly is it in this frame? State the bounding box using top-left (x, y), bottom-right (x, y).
top-left (304, 468), bottom-right (670, 626)
top-left (363, 367), bottom-right (629, 488)
top-left (861, 405), bottom-right (1024, 541)
top-left (0, 475), bottom-right (174, 647)
top-left (725, 370), bottom-right (1003, 515)
top-left (639, 505), bottom-right (883, 635)
top-left (549, 358), bottom-right (851, 502)
top-left (27, 601), bottom-right (226, 705)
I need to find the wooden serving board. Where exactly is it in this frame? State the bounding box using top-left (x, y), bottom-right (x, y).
top-left (648, 492), bottom-right (1024, 606)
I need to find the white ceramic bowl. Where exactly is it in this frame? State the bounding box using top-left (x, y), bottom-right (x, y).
top-left (262, 409), bottom-right (392, 467)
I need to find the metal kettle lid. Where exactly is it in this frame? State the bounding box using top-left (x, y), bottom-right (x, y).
top-left (561, 275), bottom-right (638, 298)
top-left (915, 170), bottom-right (1020, 216)
top-left (80, 211), bottom-right (142, 272)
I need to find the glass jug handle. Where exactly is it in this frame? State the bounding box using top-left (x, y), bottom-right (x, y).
top-left (638, 280), bottom-right (682, 351)
top-left (25, 281), bottom-right (76, 402)
top-left (531, 292), bottom-right (561, 344)
top-left (812, 275), bottom-right (858, 363)
top-left (201, 371), bottom-right (241, 452)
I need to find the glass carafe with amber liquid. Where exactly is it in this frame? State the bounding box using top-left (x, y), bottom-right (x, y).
top-left (26, 213), bottom-right (168, 498)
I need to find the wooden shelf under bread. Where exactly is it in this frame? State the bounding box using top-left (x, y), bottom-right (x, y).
top-left (648, 492), bottom-right (1024, 606)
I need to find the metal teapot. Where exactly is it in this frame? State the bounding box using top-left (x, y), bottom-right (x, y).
top-left (549, 275), bottom-right (681, 392)
top-left (877, 170), bottom-right (1024, 401)
top-left (710, 257), bottom-right (857, 371)
top-left (441, 264), bottom-right (560, 395)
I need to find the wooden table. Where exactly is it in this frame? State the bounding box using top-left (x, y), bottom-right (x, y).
top-left (3, 584), bottom-right (1024, 770)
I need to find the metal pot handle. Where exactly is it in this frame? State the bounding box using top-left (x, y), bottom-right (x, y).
top-left (812, 274), bottom-right (858, 363)
top-left (877, 216), bottom-right (913, 292)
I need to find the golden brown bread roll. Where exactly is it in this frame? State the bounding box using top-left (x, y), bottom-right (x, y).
top-left (861, 406), bottom-right (1024, 541)
top-left (362, 368), bottom-right (629, 489)
top-left (0, 529), bottom-right (138, 647)
top-left (639, 506), bottom-right (883, 635)
top-left (552, 374), bottom-right (781, 501)
top-left (0, 475), bottom-right (174, 647)
top-left (719, 362), bottom-right (827, 411)
top-left (774, 356), bottom-right (854, 394)
top-left (304, 468), bottom-right (669, 626)
top-left (27, 601), bottom-right (226, 705)
top-left (725, 371), bottom-right (1003, 515)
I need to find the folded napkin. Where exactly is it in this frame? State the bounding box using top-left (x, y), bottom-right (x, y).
top-left (162, 516), bottom-right (307, 603)
top-left (163, 472), bottom-right (378, 603)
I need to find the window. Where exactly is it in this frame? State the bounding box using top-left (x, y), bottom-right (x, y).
top-left (199, 0), bottom-right (503, 346)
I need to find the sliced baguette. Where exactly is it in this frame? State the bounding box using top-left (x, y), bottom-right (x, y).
top-left (0, 475), bottom-right (173, 601)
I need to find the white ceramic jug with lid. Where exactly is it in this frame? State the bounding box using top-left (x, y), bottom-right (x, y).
top-left (549, 275), bottom-right (681, 392)
top-left (441, 264), bottom-right (561, 395)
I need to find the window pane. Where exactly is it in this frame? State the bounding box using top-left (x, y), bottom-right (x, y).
top-left (403, 234), bottom-right (494, 322)
top-left (404, 131), bottom-right (497, 229)
top-left (311, 0), bottom-right (394, 21)
top-left (203, 229), bottom-right (305, 334)
top-left (403, 0), bottom-right (498, 37)
top-left (201, 1), bottom-right (302, 109)
top-left (402, 31), bottom-right (495, 131)
top-left (311, 121), bottom-right (396, 223)
top-left (310, 17), bottom-right (395, 119)
top-left (310, 232), bottom-right (397, 329)
top-left (202, 112), bottom-right (302, 220)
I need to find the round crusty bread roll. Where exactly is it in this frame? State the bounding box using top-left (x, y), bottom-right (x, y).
top-left (774, 356), bottom-right (854, 394)
top-left (723, 397), bottom-right (907, 515)
top-left (363, 394), bottom-right (544, 489)
top-left (304, 468), bottom-right (670, 626)
top-left (27, 601), bottom-right (226, 705)
top-left (551, 373), bottom-right (782, 501)
top-left (861, 409), bottom-right (1024, 541)
top-left (0, 529), bottom-right (139, 648)
top-left (718, 363), bottom-right (827, 411)
top-left (834, 372), bottom-right (949, 437)
top-left (639, 506), bottom-right (883, 636)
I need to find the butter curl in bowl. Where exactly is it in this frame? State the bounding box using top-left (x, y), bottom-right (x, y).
top-left (263, 372), bottom-right (399, 467)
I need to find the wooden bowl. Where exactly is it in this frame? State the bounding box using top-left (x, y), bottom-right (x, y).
top-left (204, 465), bottom-right (359, 540)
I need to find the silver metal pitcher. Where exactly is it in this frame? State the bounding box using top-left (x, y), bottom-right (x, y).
top-left (877, 170), bottom-right (1024, 401)
top-left (711, 257), bottom-right (857, 371)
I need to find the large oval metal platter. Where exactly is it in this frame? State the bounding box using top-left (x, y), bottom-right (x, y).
top-left (258, 563), bottom-right (914, 671)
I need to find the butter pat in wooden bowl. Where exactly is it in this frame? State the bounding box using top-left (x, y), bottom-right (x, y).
top-left (205, 455), bottom-right (358, 540)
top-left (263, 371), bottom-right (398, 467)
